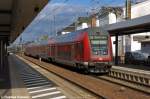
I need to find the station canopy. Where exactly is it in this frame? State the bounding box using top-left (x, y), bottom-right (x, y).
top-left (104, 14), bottom-right (150, 36)
top-left (0, 0), bottom-right (48, 43)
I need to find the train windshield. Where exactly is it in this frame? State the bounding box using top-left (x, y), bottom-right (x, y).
top-left (89, 35), bottom-right (108, 56)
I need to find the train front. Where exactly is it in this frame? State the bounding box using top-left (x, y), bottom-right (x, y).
top-left (85, 27), bottom-right (112, 73)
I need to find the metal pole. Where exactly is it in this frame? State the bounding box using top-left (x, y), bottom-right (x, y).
top-left (50, 16), bottom-right (52, 36)
top-left (126, 0), bottom-right (131, 20)
top-left (54, 15), bottom-right (57, 36)
top-left (115, 34), bottom-right (118, 65)
top-left (122, 0), bottom-right (131, 63)
top-left (0, 40), bottom-right (1, 72)
top-left (0, 40), bottom-right (3, 72)
top-left (121, 36), bottom-right (124, 64)
top-left (1, 40), bottom-right (3, 66)
top-left (4, 42), bottom-right (7, 73)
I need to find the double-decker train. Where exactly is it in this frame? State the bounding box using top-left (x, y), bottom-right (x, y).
top-left (25, 27), bottom-right (112, 73)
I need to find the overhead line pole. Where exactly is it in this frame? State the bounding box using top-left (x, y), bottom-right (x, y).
top-left (125, 0), bottom-right (131, 52)
top-left (115, 0), bottom-right (131, 65)
top-left (121, 0), bottom-right (131, 64)
top-left (126, 0), bottom-right (131, 20)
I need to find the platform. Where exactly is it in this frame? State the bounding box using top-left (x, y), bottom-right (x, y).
top-left (8, 54), bottom-right (31, 99)
top-left (112, 65), bottom-right (150, 75)
top-left (114, 64), bottom-right (150, 71)
top-left (0, 54), bottom-right (68, 99)
top-left (0, 55), bottom-right (11, 98)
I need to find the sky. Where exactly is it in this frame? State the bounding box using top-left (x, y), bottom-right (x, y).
top-left (14, 0), bottom-right (125, 44)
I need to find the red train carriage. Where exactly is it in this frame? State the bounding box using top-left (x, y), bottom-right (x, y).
top-left (25, 27), bottom-right (112, 73)
top-left (48, 27), bottom-right (112, 73)
top-left (25, 43), bottom-right (49, 59)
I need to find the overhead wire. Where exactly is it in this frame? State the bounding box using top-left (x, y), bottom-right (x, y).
top-left (25, 0), bottom-right (126, 40)
top-left (49, 0), bottom-right (70, 36)
top-left (89, 0), bottom-right (125, 11)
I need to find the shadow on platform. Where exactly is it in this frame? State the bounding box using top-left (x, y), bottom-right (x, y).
top-left (0, 57), bottom-right (11, 96)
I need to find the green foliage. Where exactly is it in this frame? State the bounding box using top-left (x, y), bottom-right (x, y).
top-left (78, 17), bottom-right (91, 25)
top-left (40, 35), bottom-right (49, 41)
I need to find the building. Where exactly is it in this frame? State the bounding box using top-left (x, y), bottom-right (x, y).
top-left (98, 7), bottom-right (123, 26)
top-left (128, 0), bottom-right (150, 52)
top-left (57, 23), bottom-right (75, 35)
top-left (57, 17), bottom-right (91, 35)
top-left (98, 1), bottom-right (150, 56)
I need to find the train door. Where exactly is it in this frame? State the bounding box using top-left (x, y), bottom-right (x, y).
top-left (46, 45), bottom-right (49, 57)
top-left (43, 45), bottom-right (48, 59)
top-left (71, 43), bottom-right (75, 60)
top-left (75, 42), bottom-right (84, 61)
top-left (51, 45), bottom-right (55, 58)
top-left (48, 45), bottom-right (51, 57)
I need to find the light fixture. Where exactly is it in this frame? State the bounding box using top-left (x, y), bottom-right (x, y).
top-left (34, 6), bottom-right (40, 13)
top-left (145, 35), bottom-right (149, 39)
top-left (145, 32), bottom-right (149, 39)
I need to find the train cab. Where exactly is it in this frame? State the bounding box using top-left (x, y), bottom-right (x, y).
top-left (82, 28), bottom-right (112, 73)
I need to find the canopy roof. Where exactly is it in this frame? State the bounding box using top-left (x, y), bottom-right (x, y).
top-left (104, 14), bottom-right (150, 36)
top-left (0, 0), bottom-right (48, 43)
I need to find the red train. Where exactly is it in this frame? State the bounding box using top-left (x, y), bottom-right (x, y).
top-left (25, 27), bottom-right (112, 73)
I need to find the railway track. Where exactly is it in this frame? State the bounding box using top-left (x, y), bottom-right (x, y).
top-left (18, 54), bottom-right (150, 99)
top-left (97, 75), bottom-right (150, 94)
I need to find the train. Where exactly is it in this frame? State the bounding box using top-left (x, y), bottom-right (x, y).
top-left (24, 27), bottom-right (113, 73)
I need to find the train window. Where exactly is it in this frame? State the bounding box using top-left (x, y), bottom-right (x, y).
top-left (94, 36), bottom-right (107, 39)
top-left (57, 45), bottom-right (72, 60)
top-left (89, 35), bottom-right (108, 56)
top-left (89, 36), bottom-right (94, 39)
top-left (91, 40), bottom-right (100, 44)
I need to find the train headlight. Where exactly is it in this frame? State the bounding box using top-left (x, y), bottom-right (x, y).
top-left (83, 62), bottom-right (88, 66)
top-left (98, 58), bottom-right (103, 60)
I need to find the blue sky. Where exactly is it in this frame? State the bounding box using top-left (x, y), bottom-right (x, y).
top-left (50, 0), bottom-right (125, 6)
top-left (14, 0), bottom-right (125, 44)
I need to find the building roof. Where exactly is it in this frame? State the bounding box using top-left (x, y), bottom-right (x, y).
top-left (98, 6), bottom-right (123, 18)
top-left (57, 17), bottom-right (91, 35)
top-left (133, 35), bottom-right (150, 41)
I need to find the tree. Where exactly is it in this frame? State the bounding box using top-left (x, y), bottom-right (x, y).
top-left (40, 35), bottom-right (49, 41)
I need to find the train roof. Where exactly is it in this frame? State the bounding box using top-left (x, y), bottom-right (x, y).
top-left (25, 40), bottom-right (49, 48)
top-left (48, 27), bottom-right (109, 44)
